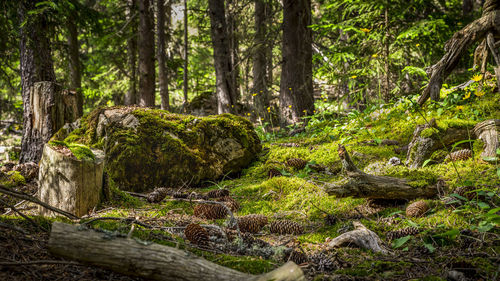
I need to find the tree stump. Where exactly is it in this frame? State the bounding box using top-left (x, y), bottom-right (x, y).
top-left (38, 144), bottom-right (104, 217)
top-left (473, 119), bottom-right (500, 161)
top-left (405, 119), bottom-right (470, 168)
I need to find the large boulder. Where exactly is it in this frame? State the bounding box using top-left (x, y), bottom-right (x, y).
top-left (53, 106), bottom-right (261, 192)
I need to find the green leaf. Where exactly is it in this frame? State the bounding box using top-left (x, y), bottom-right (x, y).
top-left (497, 168), bottom-right (500, 179)
top-left (477, 221), bottom-right (494, 232)
top-left (487, 207), bottom-right (500, 215)
top-left (422, 159), bottom-right (432, 167)
top-left (451, 139), bottom-right (475, 151)
top-left (392, 235), bottom-right (411, 248)
top-left (433, 229), bottom-right (459, 240)
top-left (496, 148), bottom-right (500, 155)
top-left (450, 193), bottom-right (467, 201)
top-left (407, 220), bottom-right (418, 228)
top-left (423, 242), bottom-right (435, 253)
top-left (482, 157), bottom-right (498, 162)
top-left (477, 202), bottom-right (490, 209)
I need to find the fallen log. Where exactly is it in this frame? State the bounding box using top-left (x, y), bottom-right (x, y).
top-left (48, 222), bottom-right (305, 281)
top-left (324, 145), bottom-right (437, 199)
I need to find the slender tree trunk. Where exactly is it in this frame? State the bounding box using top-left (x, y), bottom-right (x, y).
top-left (183, 0), bottom-right (189, 109)
top-left (208, 0), bottom-right (236, 114)
top-left (227, 0), bottom-right (240, 103)
top-left (383, 6), bottom-right (390, 102)
top-left (279, 0), bottom-right (314, 126)
top-left (67, 11), bottom-right (83, 117)
top-left (253, 0), bottom-right (270, 123)
top-left (138, 0), bottom-right (155, 107)
top-left (125, 0), bottom-right (138, 105)
top-left (156, 0), bottom-right (169, 110)
top-left (19, 0), bottom-right (57, 163)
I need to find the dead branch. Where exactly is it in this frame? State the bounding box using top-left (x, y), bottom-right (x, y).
top-left (0, 185), bottom-right (79, 220)
top-left (326, 221), bottom-right (390, 254)
top-left (324, 145), bottom-right (438, 199)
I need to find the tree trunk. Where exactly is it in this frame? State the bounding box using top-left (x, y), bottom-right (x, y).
top-left (473, 119), bottom-right (500, 161)
top-left (324, 145), bottom-right (438, 199)
top-left (183, 0), bottom-right (189, 110)
top-left (19, 0), bottom-right (57, 163)
top-left (418, 0), bottom-right (500, 105)
top-left (156, 0), bottom-right (169, 110)
top-left (125, 0), bottom-right (138, 106)
top-left (227, 0), bottom-right (240, 103)
top-left (138, 0), bottom-right (156, 107)
top-left (253, 0), bottom-right (271, 124)
top-left (208, 0), bottom-right (236, 114)
top-left (67, 11), bottom-right (83, 117)
top-left (48, 222), bottom-right (306, 281)
top-left (279, 0), bottom-right (314, 126)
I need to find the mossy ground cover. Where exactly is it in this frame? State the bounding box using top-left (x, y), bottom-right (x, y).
top-left (1, 88), bottom-right (499, 280)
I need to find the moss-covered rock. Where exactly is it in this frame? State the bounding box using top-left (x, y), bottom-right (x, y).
top-left (0, 170), bottom-right (26, 187)
top-left (54, 106), bottom-right (261, 192)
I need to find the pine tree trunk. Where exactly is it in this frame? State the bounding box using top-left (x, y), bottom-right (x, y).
top-left (253, 0), bottom-right (271, 124)
top-left (19, 0), bottom-right (57, 163)
top-left (183, 0), bottom-right (189, 109)
top-left (67, 12), bottom-right (83, 117)
top-left (156, 0), bottom-right (169, 111)
top-left (125, 0), bottom-right (138, 106)
top-left (138, 0), bottom-right (156, 107)
top-left (208, 0), bottom-right (236, 114)
top-left (227, 0), bottom-right (240, 103)
top-left (279, 0), bottom-right (314, 126)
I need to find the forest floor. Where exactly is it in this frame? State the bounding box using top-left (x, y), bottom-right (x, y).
top-left (1, 90), bottom-right (500, 280)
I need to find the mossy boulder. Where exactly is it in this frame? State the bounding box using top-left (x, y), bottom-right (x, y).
top-left (54, 106), bottom-right (261, 192)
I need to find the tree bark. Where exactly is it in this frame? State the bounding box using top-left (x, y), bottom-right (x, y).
top-left (183, 0), bottom-right (189, 110)
top-left (279, 0), bottom-right (314, 126)
top-left (418, 0), bottom-right (500, 105)
top-left (138, 0), bottom-right (156, 107)
top-left (19, 0), bottom-right (57, 163)
top-left (253, 0), bottom-right (271, 124)
top-left (157, 0), bottom-right (169, 110)
top-left (324, 145), bottom-right (438, 199)
top-left (208, 0), bottom-right (236, 114)
top-left (48, 222), bottom-right (306, 281)
top-left (227, 0), bottom-right (240, 103)
top-left (473, 119), bottom-right (500, 161)
top-left (125, 0), bottom-right (138, 106)
top-left (67, 11), bottom-right (83, 117)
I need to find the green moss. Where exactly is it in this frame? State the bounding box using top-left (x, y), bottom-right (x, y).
top-left (421, 127), bottom-right (439, 138)
top-left (384, 165), bottom-right (438, 188)
top-left (436, 119), bottom-right (476, 131)
top-left (48, 140), bottom-right (95, 161)
top-left (2, 171), bottom-right (26, 187)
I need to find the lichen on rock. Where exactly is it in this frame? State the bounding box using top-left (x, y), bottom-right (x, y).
top-left (53, 106), bottom-right (261, 192)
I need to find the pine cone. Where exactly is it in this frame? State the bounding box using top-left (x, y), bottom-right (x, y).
top-left (453, 185), bottom-right (476, 200)
top-left (324, 214), bottom-right (336, 226)
top-left (289, 250), bottom-right (308, 264)
top-left (172, 191), bottom-right (188, 199)
top-left (406, 200), bottom-right (429, 217)
top-left (184, 223), bottom-right (208, 245)
top-left (237, 214), bottom-right (268, 233)
top-left (286, 158), bottom-right (308, 170)
top-left (206, 189), bottom-right (230, 198)
top-left (445, 149), bottom-right (473, 162)
top-left (194, 204), bottom-right (228, 219)
top-left (147, 187), bottom-right (169, 203)
top-left (215, 196), bottom-right (240, 211)
top-left (386, 227), bottom-right (420, 241)
top-left (310, 252), bottom-right (337, 272)
top-left (268, 168), bottom-right (282, 179)
top-left (269, 220), bottom-right (304, 235)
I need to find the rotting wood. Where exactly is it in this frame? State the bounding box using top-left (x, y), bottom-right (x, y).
top-left (473, 119), bottom-right (500, 161)
top-left (326, 221), bottom-right (390, 254)
top-left (324, 145), bottom-right (438, 199)
top-left (48, 222), bottom-right (305, 281)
